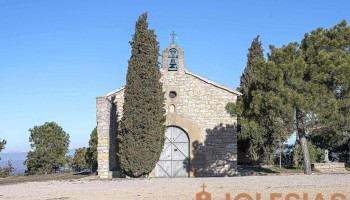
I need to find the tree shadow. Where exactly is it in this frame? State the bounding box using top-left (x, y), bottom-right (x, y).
top-left (108, 96), bottom-right (121, 173)
top-left (237, 166), bottom-right (278, 175)
top-left (188, 123), bottom-right (238, 177)
top-left (109, 98), bottom-right (126, 178)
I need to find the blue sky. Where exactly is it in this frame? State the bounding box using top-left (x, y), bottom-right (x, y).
top-left (0, 0), bottom-right (349, 153)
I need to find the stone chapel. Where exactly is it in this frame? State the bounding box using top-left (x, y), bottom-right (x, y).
top-left (96, 42), bottom-right (241, 179)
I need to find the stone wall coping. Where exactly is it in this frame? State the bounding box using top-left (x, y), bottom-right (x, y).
top-left (312, 162), bottom-right (345, 166)
top-left (184, 69), bottom-right (241, 95)
top-left (102, 85), bottom-right (125, 98)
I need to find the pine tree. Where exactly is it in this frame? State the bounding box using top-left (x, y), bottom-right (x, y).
top-left (118, 13), bottom-right (166, 177)
top-left (301, 20), bottom-right (350, 161)
top-left (268, 21), bottom-right (350, 172)
top-left (268, 43), bottom-right (313, 174)
top-left (228, 21), bottom-right (350, 174)
top-left (0, 160), bottom-right (15, 178)
top-left (24, 122), bottom-right (70, 175)
top-left (0, 138), bottom-right (7, 175)
top-left (0, 139), bottom-right (6, 157)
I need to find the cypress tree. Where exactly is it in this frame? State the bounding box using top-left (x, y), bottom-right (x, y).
top-left (227, 36), bottom-right (286, 164)
top-left (239, 35), bottom-right (264, 97)
top-left (118, 13), bottom-right (166, 177)
top-left (235, 35), bottom-right (268, 164)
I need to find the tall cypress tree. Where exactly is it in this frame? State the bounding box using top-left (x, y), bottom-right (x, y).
top-left (227, 36), bottom-right (284, 164)
top-left (118, 13), bottom-right (166, 177)
top-left (239, 35), bottom-right (264, 97)
top-left (236, 35), bottom-right (268, 164)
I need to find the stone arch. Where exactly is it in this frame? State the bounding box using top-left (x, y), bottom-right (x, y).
top-left (155, 126), bottom-right (190, 177)
top-left (165, 113), bottom-right (202, 177)
top-left (161, 44), bottom-right (185, 70)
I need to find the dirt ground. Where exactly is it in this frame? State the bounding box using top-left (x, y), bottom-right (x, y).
top-left (1, 174), bottom-right (350, 200)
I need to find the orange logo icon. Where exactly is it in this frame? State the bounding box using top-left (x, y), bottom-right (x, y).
top-left (195, 184), bottom-right (212, 200)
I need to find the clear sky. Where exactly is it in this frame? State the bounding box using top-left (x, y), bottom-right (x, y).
top-left (0, 0), bottom-right (349, 153)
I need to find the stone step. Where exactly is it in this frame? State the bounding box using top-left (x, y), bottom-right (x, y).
top-left (312, 162), bottom-right (350, 174)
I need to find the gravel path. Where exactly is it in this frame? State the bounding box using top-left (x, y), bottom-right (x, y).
top-left (1, 174), bottom-right (350, 200)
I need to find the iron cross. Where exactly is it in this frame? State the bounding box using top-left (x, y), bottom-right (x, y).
top-left (170, 31), bottom-right (178, 44)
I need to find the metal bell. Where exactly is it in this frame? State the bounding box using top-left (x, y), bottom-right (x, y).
top-left (170, 58), bottom-right (176, 67)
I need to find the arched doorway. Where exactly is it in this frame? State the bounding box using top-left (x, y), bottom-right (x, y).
top-left (155, 126), bottom-right (189, 177)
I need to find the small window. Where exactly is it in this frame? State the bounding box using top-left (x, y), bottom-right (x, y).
top-left (169, 91), bottom-right (177, 99)
top-left (169, 104), bottom-right (175, 113)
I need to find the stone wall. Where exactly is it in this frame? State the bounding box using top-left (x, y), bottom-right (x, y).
top-left (312, 162), bottom-right (349, 174)
top-left (96, 96), bottom-right (118, 179)
top-left (160, 68), bottom-right (238, 176)
top-left (96, 44), bottom-right (239, 178)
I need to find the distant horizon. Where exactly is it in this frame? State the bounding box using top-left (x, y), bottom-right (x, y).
top-left (0, 133), bottom-right (297, 153)
top-left (0, 149), bottom-right (77, 175)
top-left (0, 147), bottom-right (79, 154)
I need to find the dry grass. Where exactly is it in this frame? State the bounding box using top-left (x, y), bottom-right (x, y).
top-left (0, 172), bottom-right (95, 186)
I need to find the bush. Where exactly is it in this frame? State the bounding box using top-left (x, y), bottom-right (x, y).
top-left (275, 141), bottom-right (324, 167)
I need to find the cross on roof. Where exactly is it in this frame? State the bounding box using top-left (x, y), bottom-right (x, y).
top-left (201, 184), bottom-right (206, 191)
top-left (170, 31), bottom-right (178, 44)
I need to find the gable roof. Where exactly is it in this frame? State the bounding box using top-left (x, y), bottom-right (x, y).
top-left (102, 70), bottom-right (241, 98)
top-left (103, 85), bottom-right (125, 97)
top-left (184, 69), bottom-right (241, 95)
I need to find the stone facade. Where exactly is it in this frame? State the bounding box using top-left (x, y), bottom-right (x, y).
top-left (96, 44), bottom-right (241, 178)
